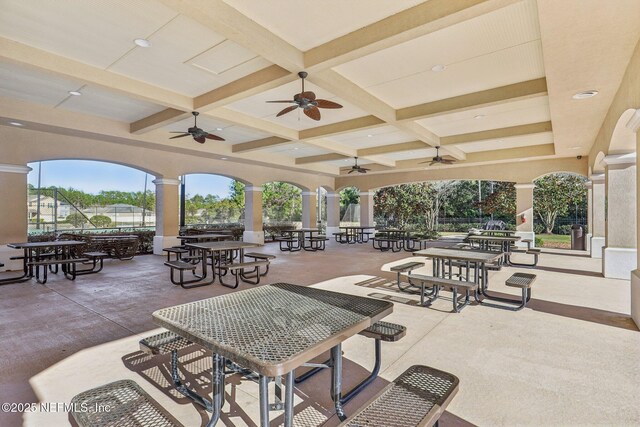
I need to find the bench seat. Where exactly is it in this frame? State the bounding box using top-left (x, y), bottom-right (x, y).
top-left (140, 330), bottom-right (192, 355)
top-left (506, 272), bottom-right (537, 288)
top-left (359, 321), bottom-right (406, 342)
top-left (244, 252), bottom-right (276, 260)
top-left (70, 379), bottom-right (184, 427)
top-left (340, 365), bottom-right (459, 427)
top-left (218, 260), bottom-right (269, 288)
top-left (408, 274), bottom-right (477, 312)
top-left (164, 260), bottom-right (197, 270)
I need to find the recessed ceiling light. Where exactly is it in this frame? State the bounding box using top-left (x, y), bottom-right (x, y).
top-left (367, 134), bottom-right (373, 138)
top-left (572, 90), bottom-right (598, 100)
top-left (220, 157), bottom-right (228, 160)
top-left (134, 38), bottom-right (151, 48)
top-left (570, 146), bottom-right (581, 150)
top-left (293, 147), bottom-right (299, 150)
top-left (215, 127), bottom-right (223, 131)
top-left (9, 121), bottom-right (23, 126)
top-left (474, 114), bottom-right (485, 119)
top-left (68, 90), bottom-right (82, 96)
top-left (431, 64), bottom-right (446, 72)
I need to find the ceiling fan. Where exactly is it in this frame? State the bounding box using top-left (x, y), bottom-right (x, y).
top-left (419, 146), bottom-right (456, 166)
top-left (266, 71), bottom-right (343, 121)
top-left (348, 157), bottom-right (371, 174)
top-left (169, 112), bottom-right (225, 144)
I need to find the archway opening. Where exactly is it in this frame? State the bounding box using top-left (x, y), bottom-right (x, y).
top-left (180, 174), bottom-right (245, 229)
top-left (26, 160), bottom-right (155, 234)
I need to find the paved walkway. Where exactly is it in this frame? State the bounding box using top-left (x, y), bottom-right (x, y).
top-left (0, 239), bottom-right (638, 426)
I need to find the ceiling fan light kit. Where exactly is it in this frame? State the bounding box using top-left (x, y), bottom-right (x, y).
top-left (419, 146), bottom-right (456, 166)
top-left (267, 71), bottom-right (343, 121)
top-left (347, 157), bottom-right (371, 174)
top-left (168, 111), bottom-right (225, 144)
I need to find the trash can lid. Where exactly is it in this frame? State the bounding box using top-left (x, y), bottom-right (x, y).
top-left (571, 224), bottom-right (584, 229)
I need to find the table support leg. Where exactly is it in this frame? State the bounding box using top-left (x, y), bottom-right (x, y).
top-left (284, 370), bottom-right (294, 427)
top-left (259, 375), bottom-right (270, 427)
top-left (205, 354), bottom-right (223, 427)
top-left (331, 344), bottom-right (346, 421)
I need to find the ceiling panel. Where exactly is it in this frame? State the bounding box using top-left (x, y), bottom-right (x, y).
top-left (0, 0), bottom-right (177, 68)
top-left (456, 132), bottom-right (554, 153)
top-left (109, 15), bottom-right (272, 96)
top-left (61, 85), bottom-right (166, 122)
top-left (0, 60), bottom-right (81, 106)
top-left (226, 80), bottom-right (369, 130)
top-left (416, 96), bottom-right (551, 136)
top-left (326, 125), bottom-right (416, 149)
top-left (385, 148), bottom-right (437, 161)
top-left (327, 157), bottom-right (373, 168)
top-left (335, 0), bottom-right (543, 108)
top-left (223, 0), bottom-right (425, 51)
top-left (262, 143), bottom-right (331, 158)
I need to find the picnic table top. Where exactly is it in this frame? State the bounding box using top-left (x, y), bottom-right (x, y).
top-left (414, 247), bottom-right (503, 262)
top-left (479, 230), bottom-right (516, 235)
top-left (179, 233), bottom-right (232, 240)
top-left (467, 235), bottom-right (521, 242)
top-left (339, 225), bottom-right (375, 230)
top-left (153, 283), bottom-right (392, 376)
top-left (186, 241), bottom-right (260, 251)
top-left (8, 240), bottom-right (86, 248)
top-left (282, 228), bottom-right (319, 233)
top-left (89, 235), bottom-right (139, 240)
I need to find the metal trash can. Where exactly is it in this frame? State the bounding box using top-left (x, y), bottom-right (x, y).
top-left (571, 224), bottom-right (585, 250)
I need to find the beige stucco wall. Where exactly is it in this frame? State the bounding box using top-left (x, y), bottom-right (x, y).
top-left (605, 163), bottom-right (637, 249)
top-left (0, 170), bottom-right (28, 245)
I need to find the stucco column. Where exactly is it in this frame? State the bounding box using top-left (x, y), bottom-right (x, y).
top-left (359, 191), bottom-right (375, 227)
top-left (514, 183), bottom-right (535, 248)
top-left (585, 181), bottom-right (593, 252)
top-left (626, 110), bottom-right (640, 327)
top-left (301, 191), bottom-right (317, 229)
top-left (590, 175), bottom-right (606, 258)
top-left (602, 153), bottom-right (637, 279)
top-left (152, 178), bottom-right (180, 255)
top-left (243, 186), bottom-right (264, 244)
top-left (326, 191), bottom-right (341, 237)
top-left (0, 164), bottom-right (31, 271)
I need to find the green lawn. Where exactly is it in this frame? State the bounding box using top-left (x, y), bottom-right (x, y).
top-left (538, 233), bottom-right (570, 243)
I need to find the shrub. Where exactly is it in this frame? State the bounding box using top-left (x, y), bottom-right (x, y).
top-left (65, 213), bottom-right (87, 227)
top-left (535, 236), bottom-right (544, 247)
top-left (533, 223), bottom-right (545, 234)
top-left (557, 225), bottom-right (572, 235)
top-left (90, 215), bottom-right (112, 227)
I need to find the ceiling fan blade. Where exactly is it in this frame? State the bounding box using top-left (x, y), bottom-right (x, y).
top-left (276, 105), bottom-right (299, 117)
top-left (441, 159), bottom-right (455, 164)
top-left (304, 106), bottom-right (321, 121)
top-left (315, 99), bottom-right (343, 109)
top-left (205, 133), bottom-right (225, 141)
top-left (429, 160), bottom-right (438, 166)
top-left (300, 91), bottom-right (316, 101)
top-left (358, 169), bottom-right (368, 174)
top-left (361, 167), bottom-right (371, 171)
top-left (169, 133), bottom-right (191, 139)
top-left (266, 100), bottom-right (296, 103)
top-left (347, 169), bottom-right (355, 174)
top-left (194, 136), bottom-right (206, 144)
top-left (170, 131), bottom-right (191, 133)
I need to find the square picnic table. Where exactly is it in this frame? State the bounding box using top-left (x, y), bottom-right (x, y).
top-left (179, 233), bottom-right (233, 243)
top-left (467, 234), bottom-right (520, 264)
top-left (338, 226), bottom-right (375, 244)
top-left (281, 228), bottom-right (321, 251)
top-left (153, 283), bottom-right (393, 427)
top-left (182, 241), bottom-right (260, 286)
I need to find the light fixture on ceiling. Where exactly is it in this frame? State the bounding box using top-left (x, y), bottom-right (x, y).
top-left (216, 127), bottom-right (223, 131)
top-left (431, 64), bottom-right (446, 72)
top-left (367, 134), bottom-right (373, 138)
top-left (572, 90), bottom-right (598, 100)
top-left (220, 157), bottom-right (228, 160)
top-left (9, 121), bottom-right (23, 126)
top-left (68, 90), bottom-right (82, 96)
top-left (474, 114), bottom-right (485, 119)
top-left (134, 38), bottom-right (152, 48)
top-left (570, 146), bottom-right (581, 150)
top-left (293, 147), bottom-right (299, 150)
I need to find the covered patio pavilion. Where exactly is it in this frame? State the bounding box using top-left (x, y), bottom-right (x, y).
top-left (1, 1), bottom-right (639, 426)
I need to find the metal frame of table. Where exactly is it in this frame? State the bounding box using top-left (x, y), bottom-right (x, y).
top-left (467, 235), bottom-right (521, 265)
top-left (153, 283), bottom-right (393, 427)
top-left (1, 240), bottom-right (86, 285)
top-left (281, 228), bottom-right (321, 251)
top-left (184, 241), bottom-right (260, 287)
top-left (338, 226), bottom-right (374, 244)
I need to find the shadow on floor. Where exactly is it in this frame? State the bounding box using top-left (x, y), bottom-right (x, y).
top-left (532, 265), bottom-right (603, 278)
top-left (484, 291), bottom-right (638, 331)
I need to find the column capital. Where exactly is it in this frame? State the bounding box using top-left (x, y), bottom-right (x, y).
top-left (584, 181), bottom-right (592, 189)
top-left (152, 178), bottom-right (180, 186)
top-left (514, 183), bottom-right (535, 189)
top-left (625, 109), bottom-right (640, 132)
top-left (602, 152), bottom-right (636, 166)
top-left (301, 191), bottom-right (317, 197)
top-left (0, 164), bottom-right (32, 174)
top-left (359, 191), bottom-right (375, 196)
top-left (325, 192), bottom-right (340, 198)
top-left (244, 186), bottom-right (262, 192)
top-left (590, 173), bottom-right (605, 182)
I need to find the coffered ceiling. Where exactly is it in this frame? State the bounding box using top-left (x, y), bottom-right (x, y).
top-left (0, 0), bottom-right (639, 177)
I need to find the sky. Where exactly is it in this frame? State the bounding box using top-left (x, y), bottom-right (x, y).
top-left (27, 160), bottom-right (234, 198)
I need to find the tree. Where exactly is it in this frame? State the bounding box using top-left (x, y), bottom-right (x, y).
top-left (90, 215), bottom-right (112, 227)
top-left (534, 174), bottom-right (586, 233)
top-left (66, 212), bottom-right (88, 227)
top-left (476, 182), bottom-right (516, 218)
top-left (420, 181), bottom-right (459, 231)
top-left (262, 182), bottom-right (302, 222)
top-left (339, 187), bottom-right (360, 219)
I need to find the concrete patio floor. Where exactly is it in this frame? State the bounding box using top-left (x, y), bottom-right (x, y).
top-left (0, 238), bottom-right (638, 426)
